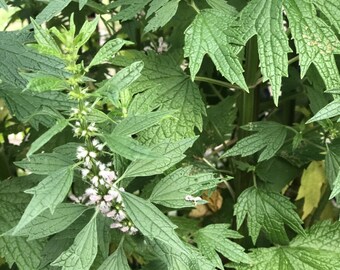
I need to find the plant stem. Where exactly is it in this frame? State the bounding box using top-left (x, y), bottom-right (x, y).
top-left (235, 37), bottom-right (259, 196)
top-left (188, 0), bottom-right (200, 13)
top-left (194, 76), bottom-right (241, 89)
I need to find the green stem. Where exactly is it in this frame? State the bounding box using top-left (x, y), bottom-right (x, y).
top-left (194, 76), bottom-right (241, 89)
top-left (188, 0), bottom-right (200, 13)
top-left (235, 37), bottom-right (259, 196)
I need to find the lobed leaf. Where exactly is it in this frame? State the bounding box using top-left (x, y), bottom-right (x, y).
top-left (184, 9), bottom-right (248, 90)
top-left (114, 51), bottom-right (205, 143)
top-left (239, 0), bottom-right (291, 105)
top-left (144, 0), bottom-right (180, 32)
top-left (284, 0), bottom-right (340, 90)
top-left (195, 224), bottom-right (251, 268)
top-left (234, 186), bottom-right (305, 244)
top-left (221, 121), bottom-right (287, 162)
top-left (113, 110), bottom-right (173, 136)
top-left (229, 221), bottom-right (340, 270)
top-left (123, 137), bottom-right (196, 178)
top-left (0, 31), bottom-right (67, 88)
top-left (149, 166), bottom-right (224, 208)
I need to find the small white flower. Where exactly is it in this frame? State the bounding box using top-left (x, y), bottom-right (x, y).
top-left (81, 130), bottom-right (87, 137)
top-left (84, 156), bottom-right (92, 168)
top-left (110, 222), bottom-right (123, 229)
top-left (73, 127), bottom-right (81, 135)
top-left (71, 108), bottom-right (79, 114)
top-left (116, 210), bottom-right (126, 221)
top-left (77, 146), bottom-right (88, 159)
top-left (100, 170), bottom-right (117, 182)
top-left (92, 139), bottom-right (99, 146)
top-left (120, 226), bottom-right (130, 233)
top-left (104, 194), bottom-right (114, 202)
top-left (81, 168), bottom-right (90, 177)
top-left (99, 201), bottom-right (110, 213)
top-left (96, 144), bottom-right (104, 151)
top-left (89, 151), bottom-right (97, 158)
top-left (68, 193), bottom-right (80, 203)
top-left (129, 227), bottom-right (138, 235)
top-left (85, 188), bottom-right (97, 196)
top-left (99, 163), bottom-right (106, 171)
top-left (8, 132), bottom-right (24, 146)
top-left (107, 210), bottom-right (117, 218)
top-left (88, 123), bottom-right (97, 132)
top-left (108, 188), bottom-right (120, 200)
top-left (89, 194), bottom-right (102, 203)
top-left (91, 176), bottom-right (99, 186)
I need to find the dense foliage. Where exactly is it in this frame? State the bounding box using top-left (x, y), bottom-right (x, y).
top-left (0, 0), bottom-right (340, 269)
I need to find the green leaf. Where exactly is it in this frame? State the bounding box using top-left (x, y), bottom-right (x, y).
top-left (27, 119), bottom-right (69, 158)
top-left (96, 61), bottom-right (144, 106)
top-left (184, 9), bottom-right (248, 90)
top-left (25, 75), bottom-right (68, 92)
top-left (31, 18), bottom-right (61, 56)
top-left (109, 0), bottom-right (152, 21)
top-left (114, 52), bottom-right (205, 143)
top-left (0, 233), bottom-right (44, 270)
top-left (98, 237), bottom-right (131, 270)
top-left (0, 0), bottom-right (8, 10)
top-left (123, 137), bottom-right (196, 178)
top-left (0, 31), bottom-right (67, 88)
top-left (229, 221), bottom-right (340, 270)
top-left (221, 121), bottom-right (287, 162)
top-left (314, 0), bottom-right (340, 34)
top-left (113, 110), bottom-right (173, 136)
top-left (88, 38), bottom-right (133, 68)
top-left (0, 175), bottom-right (45, 269)
top-left (239, 0), bottom-right (291, 105)
top-left (121, 191), bottom-right (189, 255)
top-left (15, 152), bottom-right (73, 175)
top-left (326, 146), bottom-right (340, 199)
top-left (306, 99), bottom-right (340, 123)
top-left (96, 214), bottom-right (111, 259)
top-left (10, 203), bottom-right (88, 240)
top-left (35, 0), bottom-right (72, 24)
top-left (79, 0), bottom-right (88, 10)
top-left (51, 213), bottom-right (98, 270)
top-left (195, 224), bottom-right (251, 268)
top-left (13, 166), bottom-right (74, 234)
top-left (147, 238), bottom-right (215, 270)
top-left (144, 0), bottom-right (180, 32)
top-left (74, 17), bottom-right (99, 49)
top-left (0, 83), bottom-right (76, 129)
top-left (234, 187), bottom-right (305, 244)
top-left (103, 133), bottom-right (160, 160)
top-left (284, 0), bottom-right (340, 90)
top-left (206, 0), bottom-right (237, 13)
top-left (85, 108), bottom-right (111, 123)
top-left (149, 166), bottom-right (224, 208)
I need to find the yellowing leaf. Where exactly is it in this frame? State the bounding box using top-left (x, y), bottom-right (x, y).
top-left (296, 161), bottom-right (326, 220)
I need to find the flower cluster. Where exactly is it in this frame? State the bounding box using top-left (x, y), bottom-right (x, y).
top-left (144, 37), bottom-right (169, 54)
top-left (75, 140), bottom-right (138, 235)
